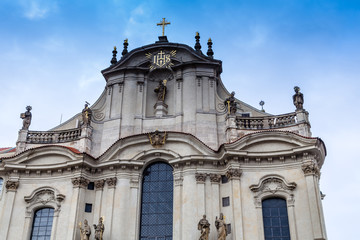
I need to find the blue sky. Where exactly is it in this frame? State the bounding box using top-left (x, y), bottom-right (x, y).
top-left (1, 0), bottom-right (359, 238)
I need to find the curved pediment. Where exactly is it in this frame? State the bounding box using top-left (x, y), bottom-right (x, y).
top-left (98, 132), bottom-right (217, 162)
top-left (102, 42), bottom-right (222, 79)
top-left (225, 131), bottom-right (323, 154)
top-left (2, 145), bottom-right (84, 166)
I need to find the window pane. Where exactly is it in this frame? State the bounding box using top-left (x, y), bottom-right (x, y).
top-left (262, 198), bottom-right (291, 240)
top-left (31, 208), bottom-right (54, 240)
top-left (139, 162), bottom-right (173, 240)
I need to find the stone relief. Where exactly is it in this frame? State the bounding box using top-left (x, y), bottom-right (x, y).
top-left (198, 214), bottom-right (210, 240)
top-left (250, 175), bottom-right (297, 207)
top-left (148, 130), bottom-right (167, 148)
top-left (215, 213), bottom-right (227, 240)
top-left (24, 187), bottom-right (65, 217)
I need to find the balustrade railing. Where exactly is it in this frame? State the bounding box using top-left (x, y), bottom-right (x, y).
top-left (27, 128), bottom-right (82, 144)
top-left (236, 112), bottom-right (297, 130)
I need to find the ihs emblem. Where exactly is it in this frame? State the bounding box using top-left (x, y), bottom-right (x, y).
top-left (146, 50), bottom-right (176, 70)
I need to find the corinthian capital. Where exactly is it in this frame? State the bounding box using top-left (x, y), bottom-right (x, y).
top-left (71, 177), bottom-right (89, 188)
top-left (226, 168), bottom-right (242, 180)
top-left (6, 180), bottom-right (19, 192)
top-left (302, 161), bottom-right (320, 177)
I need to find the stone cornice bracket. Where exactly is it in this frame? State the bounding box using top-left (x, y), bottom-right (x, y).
top-left (106, 177), bottom-right (117, 188)
top-left (195, 173), bottom-right (207, 183)
top-left (250, 175), bottom-right (297, 208)
top-left (5, 180), bottom-right (19, 192)
top-left (209, 174), bottom-right (221, 184)
top-left (94, 179), bottom-right (106, 190)
top-left (71, 177), bottom-right (90, 189)
top-left (226, 168), bottom-right (242, 180)
top-left (302, 161), bottom-right (320, 177)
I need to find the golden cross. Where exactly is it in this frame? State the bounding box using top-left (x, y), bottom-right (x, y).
top-left (157, 18), bottom-right (170, 36)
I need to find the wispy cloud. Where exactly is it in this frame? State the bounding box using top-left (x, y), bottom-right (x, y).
top-left (20, 0), bottom-right (57, 20)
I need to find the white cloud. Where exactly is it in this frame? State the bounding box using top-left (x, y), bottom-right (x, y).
top-left (20, 0), bottom-right (57, 20)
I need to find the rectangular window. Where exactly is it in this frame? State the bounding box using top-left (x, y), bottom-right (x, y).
top-left (85, 203), bottom-right (92, 213)
top-left (222, 197), bottom-right (230, 207)
top-left (242, 113), bottom-right (250, 117)
top-left (221, 175), bottom-right (228, 184)
top-left (87, 182), bottom-right (94, 190)
top-left (227, 224), bottom-right (231, 234)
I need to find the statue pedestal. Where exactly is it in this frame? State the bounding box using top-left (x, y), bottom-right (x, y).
top-left (225, 115), bottom-right (238, 143)
top-left (16, 129), bottom-right (28, 153)
top-left (79, 126), bottom-right (93, 153)
top-left (154, 101), bottom-right (168, 117)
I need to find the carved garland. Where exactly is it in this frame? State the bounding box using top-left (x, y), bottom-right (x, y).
top-left (250, 175), bottom-right (297, 208)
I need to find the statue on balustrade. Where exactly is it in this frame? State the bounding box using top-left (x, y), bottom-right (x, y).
top-left (225, 91), bottom-right (237, 115)
top-left (293, 86), bottom-right (304, 111)
top-left (81, 101), bottom-right (92, 126)
top-left (93, 217), bottom-right (105, 240)
top-left (154, 79), bottom-right (167, 102)
top-left (20, 105), bottom-right (32, 130)
top-left (78, 219), bottom-right (91, 240)
top-left (198, 214), bottom-right (210, 240)
top-left (215, 213), bottom-right (227, 240)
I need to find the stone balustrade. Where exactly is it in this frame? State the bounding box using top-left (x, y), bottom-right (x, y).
top-left (26, 128), bottom-right (82, 144)
top-left (236, 112), bottom-right (297, 130)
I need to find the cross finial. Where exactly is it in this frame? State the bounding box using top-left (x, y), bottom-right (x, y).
top-left (157, 18), bottom-right (171, 36)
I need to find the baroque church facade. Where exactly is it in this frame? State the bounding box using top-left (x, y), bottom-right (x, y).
top-left (0, 27), bottom-right (327, 240)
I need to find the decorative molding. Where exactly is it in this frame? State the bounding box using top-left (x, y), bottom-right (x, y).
top-left (195, 173), bottom-right (207, 183)
top-left (24, 187), bottom-right (65, 217)
top-left (94, 179), bottom-right (105, 190)
top-left (106, 177), bottom-right (117, 188)
top-left (209, 174), bottom-right (221, 183)
top-left (130, 177), bottom-right (140, 188)
top-left (302, 161), bottom-right (320, 177)
top-left (226, 168), bottom-right (242, 180)
top-left (71, 177), bottom-right (89, 188)
top-left (250, 175), bottom-right (297, 208)
top-left (5, 180), bottom-right (19, 192)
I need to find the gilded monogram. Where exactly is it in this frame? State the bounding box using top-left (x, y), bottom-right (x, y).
top-left (146, 50), bottom-right (176, 70)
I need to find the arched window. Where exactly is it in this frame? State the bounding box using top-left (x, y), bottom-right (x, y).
top-left (139, 162), bottom-right (173, 240)
top-left (0, 178), bottom-right (3, 194)
top-left (30, 208), bottom-right (54, 240)
top-left (262, 198), bottom-right (290, 240)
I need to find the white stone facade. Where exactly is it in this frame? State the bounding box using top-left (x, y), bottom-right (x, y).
top-left (0, 36), bottom-right (327, 240)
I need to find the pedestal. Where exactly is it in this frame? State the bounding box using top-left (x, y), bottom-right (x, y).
top-left (154, 101), bottom-right (168, 117)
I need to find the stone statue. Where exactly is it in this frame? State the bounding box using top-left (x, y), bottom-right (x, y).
top-left (225, 92), bottom-right (237, 115)
top-left (79, 219), bottom-right (91, 240)
top-left (215, 213), bottom-right (227, 240)
top-left (20, 106), bottom-right (32, 130)
top-left (81, 102), bottom-right (92, 126)
top-left (93, 217), bottom-right (105, 240)
top-left (198, 214), bottom-right (210, 240)
top-left (154, 79), bottom-right (167, 101)
top-left (293, 86), bottom-right (304, 111)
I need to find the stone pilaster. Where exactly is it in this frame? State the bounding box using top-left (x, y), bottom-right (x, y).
top-left (302, 160), bottom-right (327, 240)
top-left (209, 174), bottom-right (220, 240)
top-left (226, 115), bottom-right (238, 143)
top-left (195, 173), bottom-right (207, 222)
top-left (104, 177), bottom-right (117, 239)
top-left (93, 179), bottom-right (105, 225)
top-left (0, 180), bottom-right (19, 239)
top-left (67, 177), bottom-right (89, 239)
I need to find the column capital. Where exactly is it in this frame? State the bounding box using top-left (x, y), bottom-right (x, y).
top-left (5, 180), bottom-right (19, 192)
top-left (195, 173), bottom-right (207, 183)
top-left (106, 177), bottom-right (117, 188)
top-left (226, 168), bottom-right (242, 180)
top-left (94, 179), bottom-right (105, 190)
top-left (209, 174), bottom-right (221, 183)
top-left (302, 161), bottom-right (320, 177)
top-left (71, 177), bottom-right (89, 188)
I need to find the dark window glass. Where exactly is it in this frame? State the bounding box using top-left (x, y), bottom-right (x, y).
top-left (30, 208), bottom-right (54, 240)
top-left (87, 182), bottom-right (94, 190)
top-left (222, 197), bottom-right (230, 207)
top-left (0, 178), bottom-right (3, 194)
top-left (262, 198), bottom-right (291, 240)
top-left (242, 113), bottom-right (250, 117)
top-left (227, 224), bottom-right (231, 234)
top-left (221, 175), bottom-right (228, 184)
top-left (85, 203), bottom-right (92, 213)
top-left (139, 162), bottom-right (173, 240)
